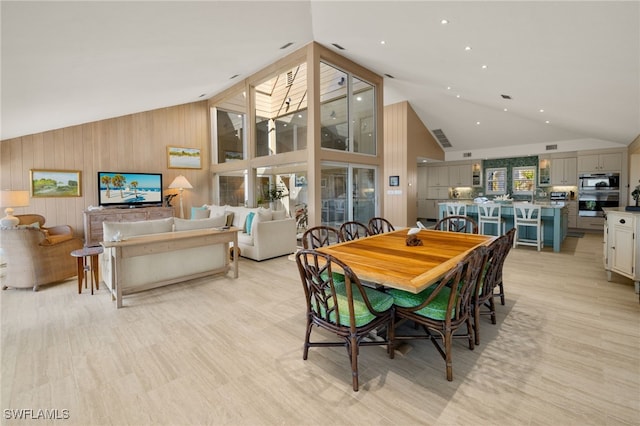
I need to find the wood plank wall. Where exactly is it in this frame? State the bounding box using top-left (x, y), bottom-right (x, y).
top-left (0, 101), bottom-right (210, 240)
top-left (383, 101), bottom-right (444, 227)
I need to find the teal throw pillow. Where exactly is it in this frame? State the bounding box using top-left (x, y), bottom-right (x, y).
top-left (245, 212), bottom-right (255, 235)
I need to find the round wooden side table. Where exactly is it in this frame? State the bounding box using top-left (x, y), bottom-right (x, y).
top-left (70, 246), bottom-right (103, 295)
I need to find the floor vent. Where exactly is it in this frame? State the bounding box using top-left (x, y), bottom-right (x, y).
top-left (546, 144), bottom-right (558, 151)
top-left (432, 129), bottom-right (452, 148)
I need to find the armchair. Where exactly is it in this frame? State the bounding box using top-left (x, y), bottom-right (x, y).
top-left (0, 215), bottom-right (83, 291)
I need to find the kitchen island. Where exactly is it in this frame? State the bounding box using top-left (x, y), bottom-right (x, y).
top-left (439, 202), bottom-right (568, 252)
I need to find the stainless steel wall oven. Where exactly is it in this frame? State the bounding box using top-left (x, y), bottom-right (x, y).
top-left (578, 172), bottom-right (620, 217)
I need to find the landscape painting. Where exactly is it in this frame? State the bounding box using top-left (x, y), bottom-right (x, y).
top-left (167, 146), bottom-right (202, 169)
top-left (30, 169), bottom-right (82, 197)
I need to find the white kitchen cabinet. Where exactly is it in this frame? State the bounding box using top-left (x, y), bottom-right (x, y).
top-left (417, 199), bottom-right (429, 218)
top-left (448, 164), bottom-right (472, 187)
top-left (551, 157), bottom-right (577, 185)
top-left (427, 187), bottom-right (450, 200)
top-left (578, 152), bottom-right (622, 172)
top-left (417, 166), bottom-right (428, 199)
top-left (604, 209), bottom-right (640, 294)
top-left (427, 166), bottom-right (449, 187)
top-left (566, 200), bottom-right (578, 228)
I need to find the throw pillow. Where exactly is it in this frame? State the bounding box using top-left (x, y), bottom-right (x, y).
top-left (174, 214), bottom-right (226, 231)
top-left (191, 206), bottom-right (210, 220)
top-left (245, 212), bottom-right (255, 235)
top-left (272, 210), bottom-right (286, 220)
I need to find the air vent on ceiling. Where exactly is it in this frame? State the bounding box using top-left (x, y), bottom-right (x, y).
top-left (286, 71), bottom-right (294, 86)
top-left (501, 94), bottom-right (512, 99)
top-left (331, 43), bottom-right (345, 50)
top-left (280, 42), bottom-right (294, 50)
top-left (463, 152), bottom-right (472, 158)
top-left (432, 129), bottom-right (452, 148)
top-left (546, 144), bottom-right (558, 151)
top-left (384, 73), bottom-right (395, 79)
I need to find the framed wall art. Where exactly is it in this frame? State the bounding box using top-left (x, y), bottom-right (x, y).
top-left (167, 146), bottom-right (202, 169)
top-left (389, 175), bottom-right (399, 187)
top-left (30, 169), bottom-right (82, 197)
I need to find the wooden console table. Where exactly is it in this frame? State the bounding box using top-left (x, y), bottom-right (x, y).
top-left (101, 227), bottom-right (239, 308)
top-left (83, 207), bottom-right (173, 246)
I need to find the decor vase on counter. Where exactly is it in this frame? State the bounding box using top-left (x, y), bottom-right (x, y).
top-left (627, 185), bottom-right (640, 211)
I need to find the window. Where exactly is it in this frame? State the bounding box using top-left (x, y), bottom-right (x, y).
top-left (486, 168), bottom-right (506, 195)
top-left (512, 167), bottom-right (536, 193)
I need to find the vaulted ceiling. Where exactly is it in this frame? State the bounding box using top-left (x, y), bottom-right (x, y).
top-left (2, 1), bottom-right (639, 159)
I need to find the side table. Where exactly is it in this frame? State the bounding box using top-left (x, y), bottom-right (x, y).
top-left (71, 246), bottom-right (103, 295)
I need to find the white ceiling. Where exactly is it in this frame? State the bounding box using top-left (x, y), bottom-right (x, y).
top-left (2, 1), bottom-right (639, 159)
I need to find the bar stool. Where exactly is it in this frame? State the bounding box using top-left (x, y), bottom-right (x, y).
top-left (445, 202), bottom-right (467, 217)
top-left (478, 203), bottom-right (506, 236)
top-left (513, 203), bottom-right (544, 251)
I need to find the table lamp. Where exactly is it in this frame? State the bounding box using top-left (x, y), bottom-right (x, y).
top-left (168, 175), bottom-right (193, 219)
top-left (0, 190), bottom-right (30, 227)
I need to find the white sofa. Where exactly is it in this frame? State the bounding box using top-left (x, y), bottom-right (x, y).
top-left (198, 205), bottom-right (297, 261)
top-left (100, 215), bottom-right (236, 308)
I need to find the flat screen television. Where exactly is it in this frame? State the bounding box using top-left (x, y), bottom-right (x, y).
top-left (97, 171), bottom-right (163, 207)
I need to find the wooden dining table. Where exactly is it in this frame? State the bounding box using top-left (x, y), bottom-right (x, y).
top-left (316, 228), bottom-right (495, 294)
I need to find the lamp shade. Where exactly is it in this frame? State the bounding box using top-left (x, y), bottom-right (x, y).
top-left (168, 175), bottom-right (193, 190)
top-left (0, 190), bottom-right (30, 208)
top-left (0, 190), bottom-right (30, 227)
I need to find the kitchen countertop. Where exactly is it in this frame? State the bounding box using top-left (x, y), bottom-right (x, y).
top-left (440, 200), bottom-right (567, 208)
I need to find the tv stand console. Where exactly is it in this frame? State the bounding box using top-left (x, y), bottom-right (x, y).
top-left (83, 206), bottom-right (173, 247)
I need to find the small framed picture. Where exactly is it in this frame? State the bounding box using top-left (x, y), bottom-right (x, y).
top-left (167, 146), bottom-right (202, 169)
top-left (389, 175), bottom-right (399, 187)
top-left (30, 169), bottom-right (82, 197)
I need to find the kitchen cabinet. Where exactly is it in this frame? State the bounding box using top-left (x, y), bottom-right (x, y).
top-left (417, 166), bottom-right (428, 199)
top-left (427, 187), bottom-right (450, 200)
top-left (538, 156), bottom-right (551, 186)
top-left (427, 166), bottom-right (449, 187)
top-left (604, 209), bottom-right (640, 294)
top-left (551, 157), bottom-right (577, 185)
top-left (578, 152), bottom-right (622, 172)
top-left (577, 216), bottom-right (604, 231)
top-left (425, 199), bottom-right (448, 220)
top-left (448, 163), bottom-right (472, 187)
top-left (565, 200), bottom-right (577, 228)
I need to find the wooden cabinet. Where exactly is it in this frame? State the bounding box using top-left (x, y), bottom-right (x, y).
top-left (83, 207), bottom-right (173, 247)
top-left (427, 166), bottom-right (449, 187)
top-left (538, 156), bottom-right (551, 186)
top-left (448, 164), bottom-right (472, 187)
top-left (417, 166), bottom-right (428, 199)
top-left (565, 201), bottom-right (578, 228)
top-left (578, 152), bottom-right (622, 172)
top-left (551, 157), bottom-right (577, 185)
top-left (425, 199), bottom-right (448, 220)
top-left (604, 210), bottom-right (640, 294)
top-left (427, 187), bottom-right (450, 200)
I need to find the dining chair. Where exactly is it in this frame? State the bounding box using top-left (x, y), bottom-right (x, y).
top-left (513, 203), bottom-right (544, 251)
top-left (445, 202), bottom-right (467, 217)
top-left (477, 203), bottom-right (506, 236)
top-left (494, 227), bottom-right (516, 306)
top-left (471, 233), bottom-right (511, 345)
top-left (434, 215), bottom-right (479, 234)
top-left (339, 221), bottom-right (370, 242)
top-left (301, 225), bottom-right (341, 249)
top-left (295, 249), bottom-right (394, 391)
top-left (388, 247), bottom-right (485, 381)
top-left (368, 217), bottom-right (395, 235)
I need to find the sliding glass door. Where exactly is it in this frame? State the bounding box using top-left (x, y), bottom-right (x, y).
top-left (321, 163), bottom-right (377, 227)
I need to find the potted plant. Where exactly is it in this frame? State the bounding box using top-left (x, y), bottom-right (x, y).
top-left (628, 184), bottom-right (640, 211)
top-left (263, 185), bottom-right (287, 210)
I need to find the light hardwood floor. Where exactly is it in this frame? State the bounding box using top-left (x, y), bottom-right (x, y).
top-left (1, 233), bottom-right (638, 425)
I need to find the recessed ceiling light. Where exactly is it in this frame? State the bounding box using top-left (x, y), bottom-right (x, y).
top-left (380, 40), bottom-right (386, 45)
top-left (481, 65), bottom-right (488, 69)
top-left (441, 19), bottom-right (449, 24)
top-left (298, 114), bottom-right (302, 118)
top-left (539, 109), bottom-right (545, 113)
top-left (447, 86), bottom-right (451, 90)
top-left (356, 96), bottom-right (362, 101)
top-left (503, 108), bottom-right (508, 112)
top-left (465, 46), bottom-right (472, 51)
top-left (476, 121), bottom-right (481, 125)
top-left (545, 120), bottom-right (551, 124)
top-left (456, 94), bottom-right (461, 98)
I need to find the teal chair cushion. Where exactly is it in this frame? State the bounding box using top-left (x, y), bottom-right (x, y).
top-left (319, 282), bottom-right (393, 327)
top-left (321, 271), bottom-right (345, 284)
top-left (388, 283), bottom-right (454, 320)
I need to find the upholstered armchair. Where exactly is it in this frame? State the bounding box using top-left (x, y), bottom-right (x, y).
top-left (0, 215), bottom-right (83, 291)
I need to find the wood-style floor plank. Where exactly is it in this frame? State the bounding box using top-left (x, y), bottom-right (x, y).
top-left (1, 232), bottom-right (639, 425)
